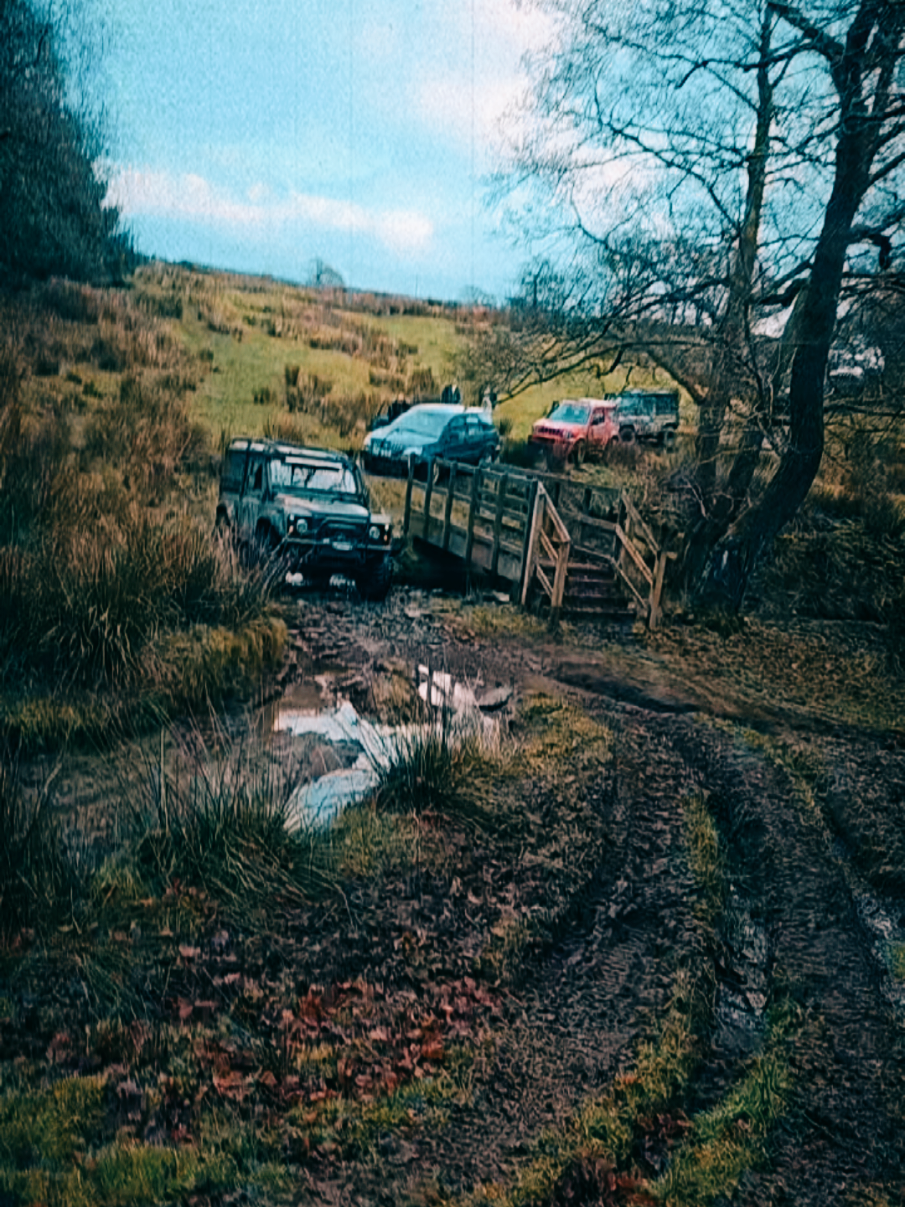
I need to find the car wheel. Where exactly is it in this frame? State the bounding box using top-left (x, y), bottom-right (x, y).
top-left (662, 428), bottom-right (677, 450)
top-left (214, 511), bottom-right (234, 544)
top-left (306, 572), bottom-right (333, 590)
top-left (620, 426), bottom-right (636, 445)
top-left (357, 557), bottom-right (392, 602)
top-left (252, 524), bottom-right (292, 583)
top-left (571, 440), bottom-right (587, 467)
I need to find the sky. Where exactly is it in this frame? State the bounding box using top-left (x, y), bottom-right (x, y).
top-left (101, 0), bottom-right (551, 302)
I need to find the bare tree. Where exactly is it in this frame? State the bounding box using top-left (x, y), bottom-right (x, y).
top-left (307, 258), bottom-right (345, 290)
top-left (0, 0), bottom-right (130, 282)
top-left (499, 0), bottom-right (905, 607)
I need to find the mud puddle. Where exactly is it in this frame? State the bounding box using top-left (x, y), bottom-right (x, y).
top-left (275, 665), bottom-right (506, 829)
top-left (832, 838), bottom-right (905, 1023)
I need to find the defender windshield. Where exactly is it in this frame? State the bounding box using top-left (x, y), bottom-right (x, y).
top-left (548, 402), bottom-right (590, 424)
top-left (270, 459), bottom-right (359, 495)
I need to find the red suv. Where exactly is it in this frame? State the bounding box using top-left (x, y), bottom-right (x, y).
top-left (528, 398), bottom-right (619, 467)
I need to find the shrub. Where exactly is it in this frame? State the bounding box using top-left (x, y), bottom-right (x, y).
top-left (84, 375), bottom-right (208, 491)
top-left (39, 278), bottom-right (104, 324)
top-left (0, 518), bottom-right (277, 688)
top-left (762, 520), bottom-right (905, 624)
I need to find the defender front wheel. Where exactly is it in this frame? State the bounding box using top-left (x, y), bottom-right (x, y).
top-left (357, 557), bottom-right (392, 602)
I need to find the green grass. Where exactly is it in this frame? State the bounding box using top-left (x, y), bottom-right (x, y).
top-left (285, 1051), bottom-right (474, 1157)
top-left (0, 1074), bottom-right (289, 1207)
top-left (169, 277), bottom-right (467, 447)
top-left (682, 794), bottom-right (728, 928)
top-left (651, 1005), bottom-right (795, 1206)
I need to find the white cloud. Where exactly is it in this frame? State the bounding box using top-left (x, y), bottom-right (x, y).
top-left (403, 0), bottom-right (552, 152)
top-left (415, 76), bottom-right (526, 151)
top-left (109, 168), bottom-right (434, 257)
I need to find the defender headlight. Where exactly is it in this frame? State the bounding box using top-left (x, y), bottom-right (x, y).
top-left (290, 516), bottom-right (308, 535)
top-left (368, 524), bottom-right (382, 541)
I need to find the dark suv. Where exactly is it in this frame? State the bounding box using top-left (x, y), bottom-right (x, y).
top-left (611, 389), bottom-right (680, 447)
top-left (217, 438), bottom-right (393, 599)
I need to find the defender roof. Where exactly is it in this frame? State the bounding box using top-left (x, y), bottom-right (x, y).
top-left (225, 437), bottom-right (352, 465)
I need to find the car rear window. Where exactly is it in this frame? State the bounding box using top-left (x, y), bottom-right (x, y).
top-left (392, 410), bottom-right (453, 436)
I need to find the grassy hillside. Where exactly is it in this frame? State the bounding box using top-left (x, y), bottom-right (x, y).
top-left (133, 265), bottom-right (468, 450)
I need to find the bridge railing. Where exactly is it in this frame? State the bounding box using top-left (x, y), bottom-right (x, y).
top-left (402, 460), bottom-right (669, 627)
top-left (403, 460), bottom-right (542, 592)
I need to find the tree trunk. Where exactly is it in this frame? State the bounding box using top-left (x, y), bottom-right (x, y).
top-left (689, 0), bottom-right (903, 611)
top-left (698, 136), bottom-right (872, 608)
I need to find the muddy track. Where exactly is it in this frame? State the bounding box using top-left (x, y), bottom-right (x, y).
top-left (292, 684), bottom-right (706, 1205)
top-left (404, 711), bottom-right (703, 1197)
top-left (666, 719), bottom-right (905, 1205)
top-left (19, 591), bottom-right (897, 1205)
top-left (296, 592), bottom-right (904, 1204)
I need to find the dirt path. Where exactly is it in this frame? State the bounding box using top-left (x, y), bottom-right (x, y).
top-left (290, 589), bottom-right (905, 1205)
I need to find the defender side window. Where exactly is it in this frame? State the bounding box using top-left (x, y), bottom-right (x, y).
top-left (222, 451), bottom-right (245, 492)
top-left (246, 460), bottom-right (264, 494)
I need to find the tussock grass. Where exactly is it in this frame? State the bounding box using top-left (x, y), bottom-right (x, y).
top-left (130, 731), bottom-right (339, 912)
top-left (84, 375), bottom-right (207, 494)
top-left (371, 708), bottom-right (503, 831)
top-left (0, 755), bottom-right (80, 940)
top-left (0, 517), bottom-right (279, 689)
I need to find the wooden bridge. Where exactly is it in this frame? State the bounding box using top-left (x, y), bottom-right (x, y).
top-left (402, 460), bottom-right (671, 627)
